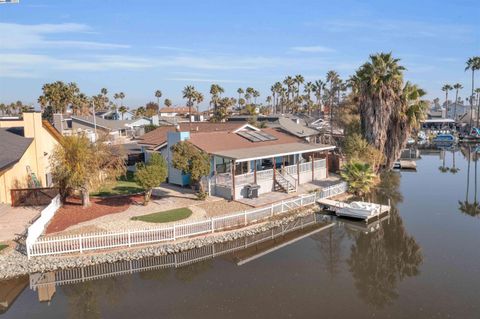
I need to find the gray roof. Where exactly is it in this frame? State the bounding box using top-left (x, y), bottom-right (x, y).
top-left (0, 128), bottom-right (33, 171)
top-left (71, 115), bottom-right (134, 130)
top-left (277, 117), bottom-right (319, 138)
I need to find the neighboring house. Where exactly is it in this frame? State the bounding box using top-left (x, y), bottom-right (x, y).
top-left (159, 107), bottom-right (192, 118)
top-left (274, 117), bottom-right (320, 142)
top-left (138, 122), bottom-right (334, 200)
top-left (0, 112), bottom-right (62, 204)
top-left (71, 115), bottom-right (152, 142)
top-left (96, 110), bottom-right (135, 121)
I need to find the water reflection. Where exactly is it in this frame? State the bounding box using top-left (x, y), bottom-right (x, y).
top-left (26, 214), bottom-right (331, 303)
top-left (347, 209), bottom-right (422, 309)
top-left (458, 145), bottom-right (480, 217)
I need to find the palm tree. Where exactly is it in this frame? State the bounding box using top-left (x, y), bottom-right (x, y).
top-left (253, 90), bottom-right (260, 105)
top-left (450, 150), bottom-right (460, 174)
top-left (351, 53), bottom-right (428, 169)
top-left (294, 74), bottom-right (305, 99)
top-left (441, 84), bottom-right (453, 118)
top-left (193, 91), bottom-right (204, 113)
top-left (118, 105), bottom-right (128, 120)
top-left (183, 85), bottom-right (196, 125)
top-left (476, 87), bottom-right (480, 127)
top-left (209, 84), bottom-right (224, 112)
top-left (283, 76), bottom-right (294, 111)
top-left (453, 83), bottom-right (463, 120)
top-left (314, 79), bottom-right (326, 115)
top-left (465, 56), bottom-right (480, 127)
top-left (113, 93), bottom-right (120, 111)
top-left (326, 70), bottom-right (340, 136)
top-left (438, 150), bottom-right (449, 173)
top-left (236, 88), bottom-right (244, 109)
top-left (164, 98), bottom-right (172, 108)
top-left (340, 161), bottom-right (376, 195)
top-left (0, 103), bottom-right (5, 116)
top-left (119, 92), bottom-right (125, 107)
top-left (155, 90), bottom-right (162, 108)
top-left (272, 82), bottom-right (283, 114)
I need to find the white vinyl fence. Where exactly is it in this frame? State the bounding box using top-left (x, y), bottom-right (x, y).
top-left (30, 213), bottom-right (329, 290)
top-left (27, 182), bottom-right (347, 258)
top-left (25, 195), bottom-right (61, 258)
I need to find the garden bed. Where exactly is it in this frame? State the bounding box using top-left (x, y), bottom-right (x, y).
top-left (46, 195), bottom-right (142, 234)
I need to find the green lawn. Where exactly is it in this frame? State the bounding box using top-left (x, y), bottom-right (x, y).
top-left (131, 208), bottom-right (193, 223)
top-left (92, 171), bottom-right (144, 196)
top-left (0, 244), bottom-right (8, 252)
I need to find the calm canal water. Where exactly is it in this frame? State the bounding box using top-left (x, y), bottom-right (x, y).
top-left (1, 145), bottom-right (480, 318)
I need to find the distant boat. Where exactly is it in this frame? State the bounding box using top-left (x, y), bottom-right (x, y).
top-left (432, 133), bottom-right (456, 143)
top-left (459, 128), bottom-right (480, 142)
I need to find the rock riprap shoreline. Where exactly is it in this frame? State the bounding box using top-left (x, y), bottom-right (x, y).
top-left (0, 208), bottom-right (320, 280)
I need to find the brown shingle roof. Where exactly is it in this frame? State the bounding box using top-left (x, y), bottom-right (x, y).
top-left (137, 122), bottom-right (247, 149)
top-left (188, 127), bottom-right (302, 153)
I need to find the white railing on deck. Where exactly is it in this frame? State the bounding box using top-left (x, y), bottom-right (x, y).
top-left (26, 181), bottom-right (347, 258)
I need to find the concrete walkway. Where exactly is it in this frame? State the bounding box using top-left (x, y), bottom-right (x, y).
top-left (0, 205), bottom-right (42, 242)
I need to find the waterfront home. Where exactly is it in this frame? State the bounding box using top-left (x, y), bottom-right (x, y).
top-left (96, 109), bottom-right (135, 121)
top-left (138, 122), bottom-right (334, 200)
top-left (0, 112), bottom-right (62, 204)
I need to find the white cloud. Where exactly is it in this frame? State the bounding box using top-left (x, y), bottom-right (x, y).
top-left (0, 22), bottom-right (129, 50)
top-left (290, 45), bottom-right (335, 53)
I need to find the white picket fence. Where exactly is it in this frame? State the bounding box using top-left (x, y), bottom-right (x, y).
top-left (25, 195), bottom-right (62, 258)
top-left (27, 182), bottom-right (348, 258)
top-left (30, 213), bottom-right (325, 289)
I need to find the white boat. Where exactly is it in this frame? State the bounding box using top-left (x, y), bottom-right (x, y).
top-left (337, 201), bottom-right (382, 219)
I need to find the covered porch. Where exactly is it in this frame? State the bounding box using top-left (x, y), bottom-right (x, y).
top-left (208, 143), bottom-right (335, 201)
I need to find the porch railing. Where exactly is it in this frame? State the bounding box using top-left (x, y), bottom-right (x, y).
top-left (214, 159), bottom-right (326, 187)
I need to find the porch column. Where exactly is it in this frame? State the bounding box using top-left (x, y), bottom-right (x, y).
top-left (296, 154), bottom-right (300, 183)
top-left (282, 156), bottom-right (285, 173)
top-left (311, 153), bottom-right (315, 181)
top-left (254, 160), bottom-right (257, 184)
top-left (272, 157), bottom-right (276, 189)
top-left (213, 156), bottom-right (216, 175)
top-left (325, 151), bottom-right (329, 178)
top-left (231, 159), bottom-right (236, 200)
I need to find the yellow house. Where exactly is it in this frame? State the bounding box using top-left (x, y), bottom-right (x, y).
top-left (0, 112), bottom-right (62, 204)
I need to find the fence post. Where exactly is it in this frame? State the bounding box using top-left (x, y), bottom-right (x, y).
top-left (79, 235), bottom-right (83, 253)
top-left (211, 218), bottom-right (215, 233)
top-left (128, 230), bottom-right (131, 247)
top-left (244, 211), bottom-right (247, 225)
top-left (173, 225), bottom-right (176, 241)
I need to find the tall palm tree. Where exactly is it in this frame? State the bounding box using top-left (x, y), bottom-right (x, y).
top-left (155, 90), bottom-right (162, 108)
top-left (314, 79), bottom-right (326, 115)
top-left (253, 90), bottom-right (260, 105)
top-left (237, 88), bottom-right (244, 109)
top-left (441, 84), bottom-right (453, 118)
top-left (118, 105), bottom-right (127, 120)
top-left (113, 93), bottom-right (120, 111)
top-left (183, 85), bottom-right (196, 125)
top-left (209, 84), bottom-right (224, 112)
top-left (450, 150), bottom-right (460, 174)
top-left (465, 56), bottom-right (480, 127)
top-left (476, 87), bottom-right (480, 127)
top-left (272, 82), bottom-right (283, 114)
top-left (119, 92), bottom-right (125, 107)
top-left (326, 70), bottom-right (340, 136)
top-left (283, 76), bottom-right (294, 111)
top-left (294, 74), bottom-right (305, 99)
top-left (193, 91), bottom-right (204, 113)
top-left (452, 83), bottom-right (463, 120)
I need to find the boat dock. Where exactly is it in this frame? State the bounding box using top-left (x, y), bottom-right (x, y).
top-left (317, 198), bottom-right (390, 223)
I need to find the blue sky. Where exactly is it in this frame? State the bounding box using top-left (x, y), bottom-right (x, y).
top-left (0, 0), bottom-right (479, 109)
